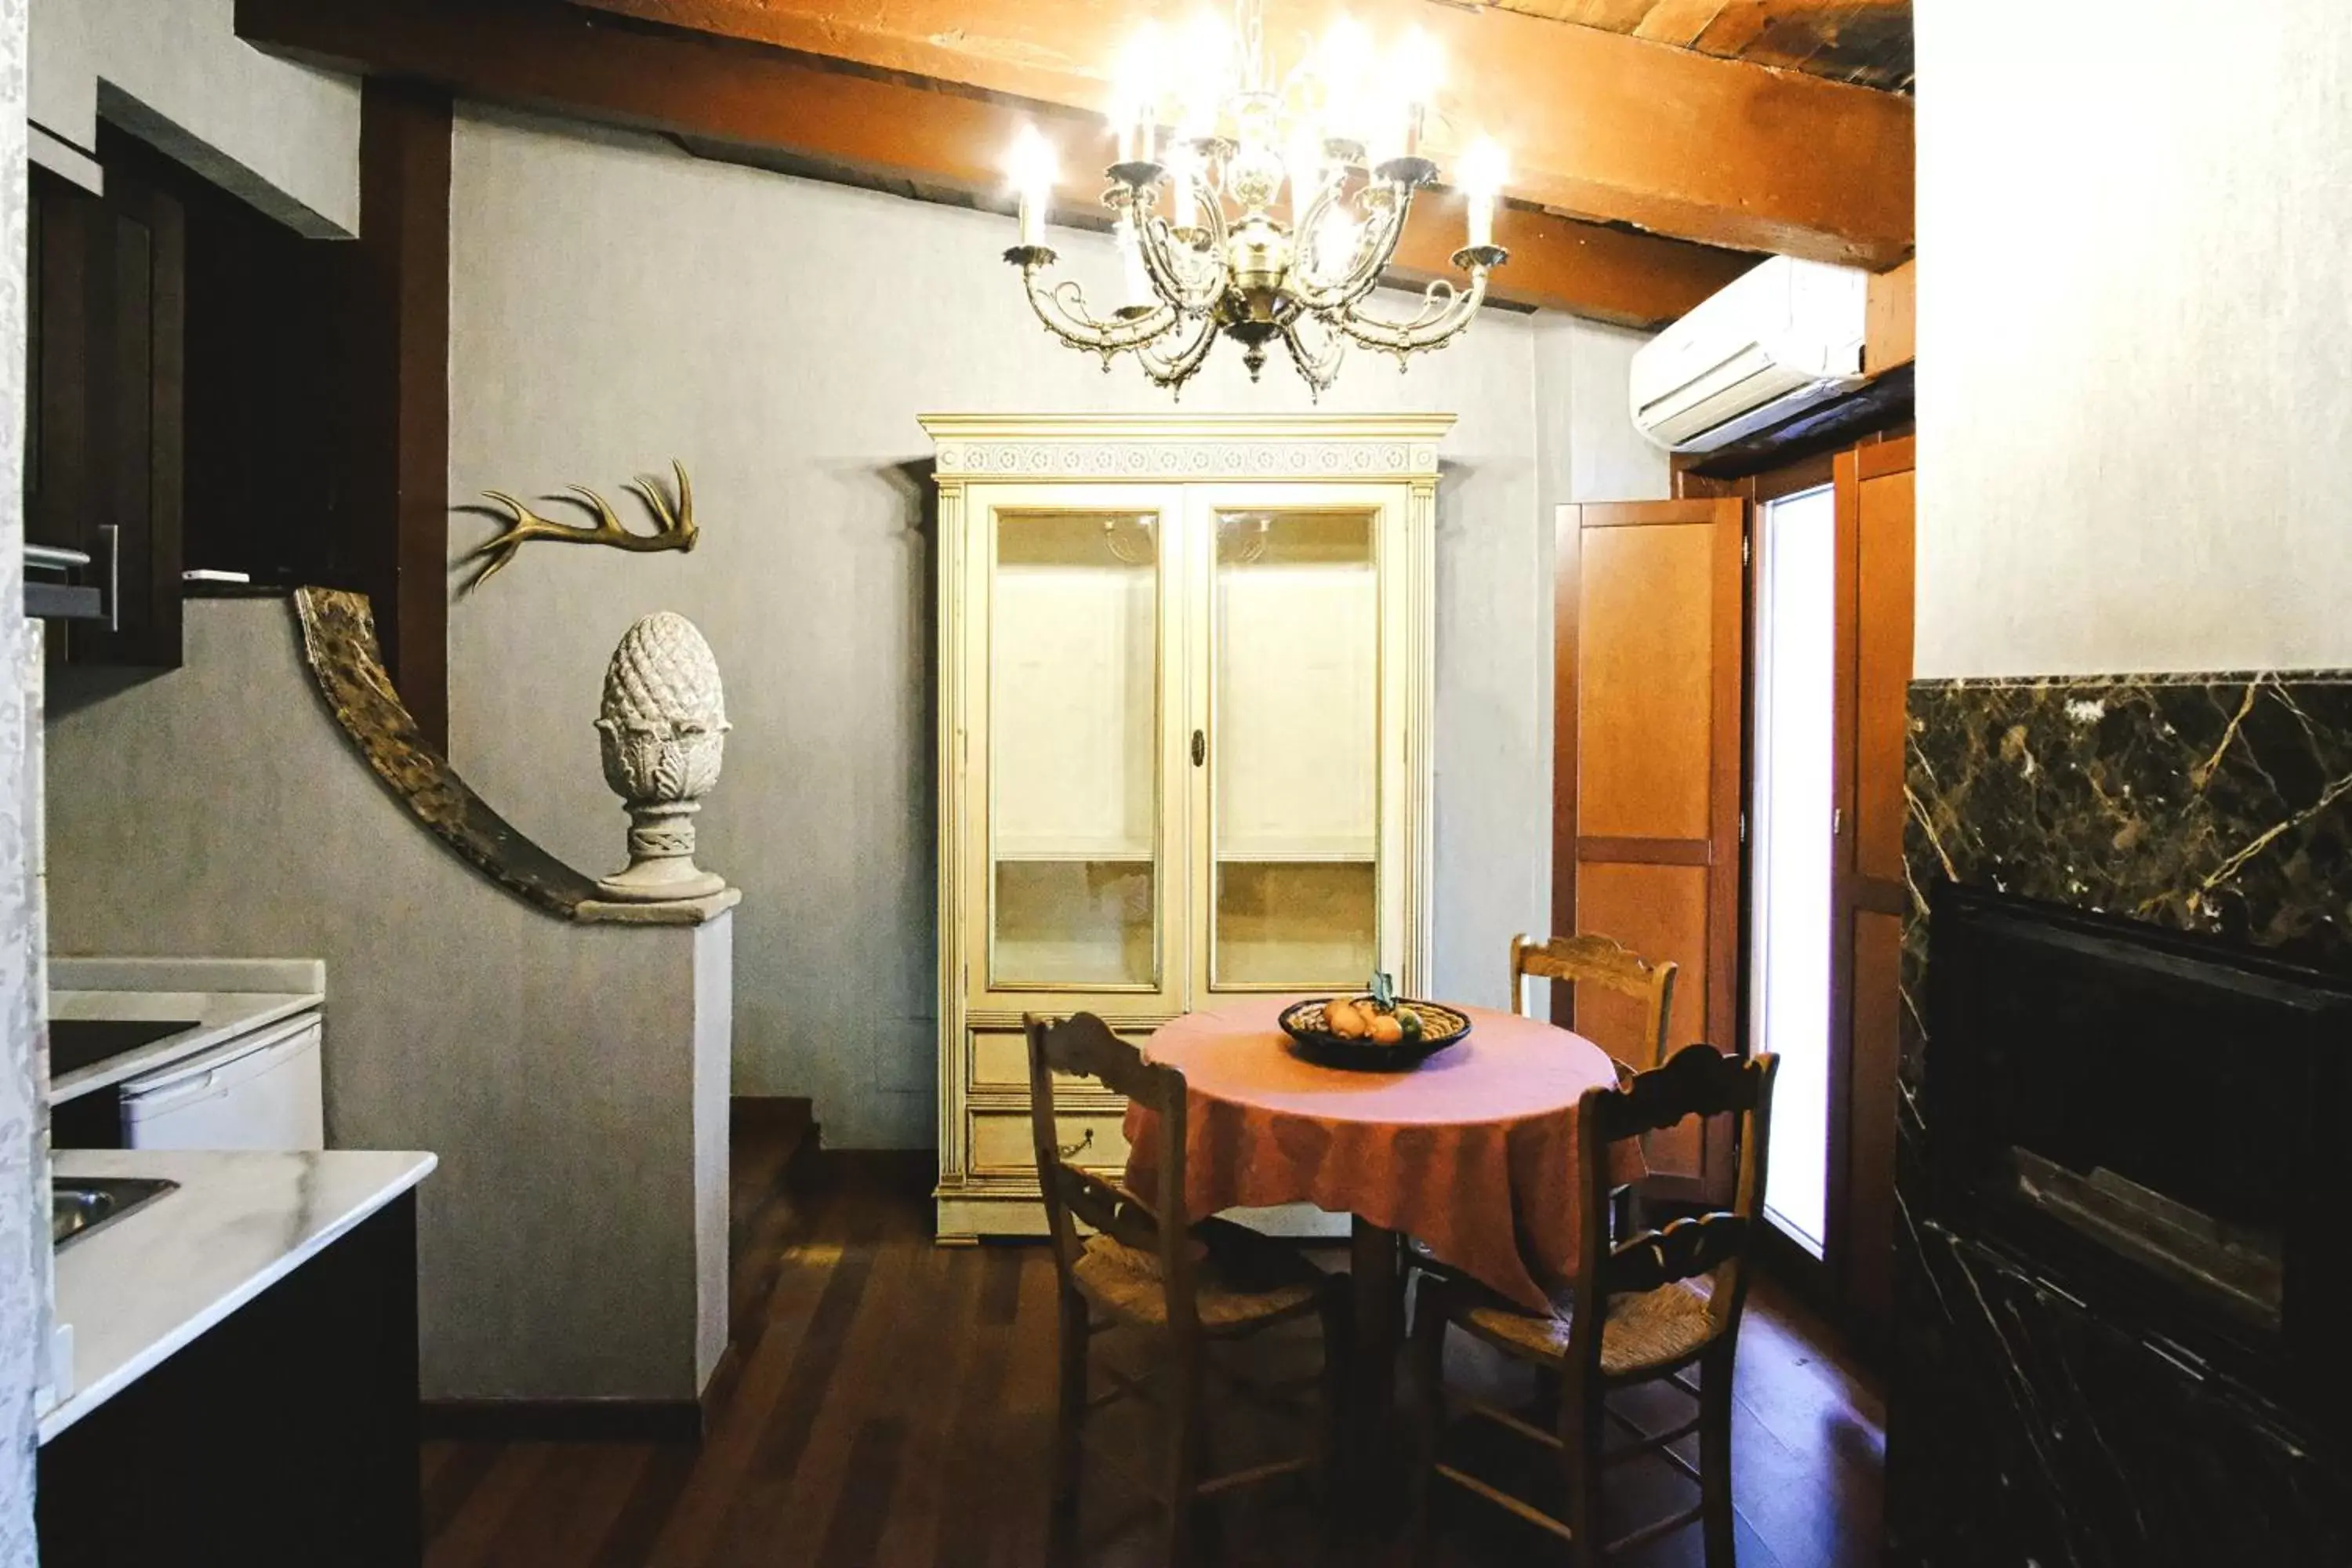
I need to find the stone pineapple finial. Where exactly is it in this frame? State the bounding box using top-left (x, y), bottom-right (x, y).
top-left (593, 612), bottom-right (731, 902)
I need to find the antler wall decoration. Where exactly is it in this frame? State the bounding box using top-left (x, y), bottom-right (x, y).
top-left (460, 459), bottom-right (699, 593)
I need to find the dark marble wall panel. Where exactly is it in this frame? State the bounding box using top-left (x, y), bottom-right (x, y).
top-left (1889, 671), bottom-right (2352, 1566)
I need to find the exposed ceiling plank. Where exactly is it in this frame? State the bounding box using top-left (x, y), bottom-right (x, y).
top-left (1632, 0), bottom-right (1739, 47)
top-left (234, 0), bottom-right (1756, 328)
top-left (561, 0), bottom-right (1913, 267)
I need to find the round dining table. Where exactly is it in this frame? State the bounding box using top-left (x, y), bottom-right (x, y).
top-left (1122, 994), bottom-right (1638, 1482)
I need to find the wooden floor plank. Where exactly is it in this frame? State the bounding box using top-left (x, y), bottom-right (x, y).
top-left (425, 1444), bottom-right (556, 1568)
top-left (426, 1167), bottom-right (1884, 1568)
top-left (420, 1442), bottom-right (501, 1543)
top-left (644, 1232), bottom-right (856, 1565)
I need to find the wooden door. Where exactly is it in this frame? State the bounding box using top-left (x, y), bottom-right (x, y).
top-left (1828, 438), bottom-right (1915, 1323)
top-left (1554, 498), bottom-right (1747, 1200)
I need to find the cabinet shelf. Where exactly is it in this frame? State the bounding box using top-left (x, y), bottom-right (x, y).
top-left (1214, 840), bottom-right (1377, 864)
top-left (994, 843), bottom-right (1154, 863)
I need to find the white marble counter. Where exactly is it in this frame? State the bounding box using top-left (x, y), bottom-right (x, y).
top-left (42, 1148), bottom-right (436, 1445)
top-left (49, 956), bottom-right (328, 1104)
top-left (49, 990), bottom-right (324, 1103)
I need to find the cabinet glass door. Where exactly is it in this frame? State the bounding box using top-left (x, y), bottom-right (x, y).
top-left (1203, 504), bottom-right (1382, 989)
top-left (986, 502), bottom-right (1171, 992)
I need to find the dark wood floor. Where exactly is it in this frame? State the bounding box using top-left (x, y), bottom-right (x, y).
top-left (421, 1127), bottom-right (1884, 1567)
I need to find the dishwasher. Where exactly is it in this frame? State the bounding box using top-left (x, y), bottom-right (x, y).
top-left (119, 1013), bottom-right (325, 1150)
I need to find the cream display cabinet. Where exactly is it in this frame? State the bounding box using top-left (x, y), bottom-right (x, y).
top-left (922, 414), bottom-right (1451, 1240)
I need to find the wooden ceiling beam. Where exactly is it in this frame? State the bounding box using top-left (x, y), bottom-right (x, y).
top-left (561, 0), bottom-right (1913, 266)
top-left (234, 0), bottom-right (1755, 327)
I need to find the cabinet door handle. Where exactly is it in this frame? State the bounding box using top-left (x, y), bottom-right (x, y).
top-left (1057, 1127), bottom-right (1095, 1160)
top-left (1191, 730), bottom-right (1205, 767)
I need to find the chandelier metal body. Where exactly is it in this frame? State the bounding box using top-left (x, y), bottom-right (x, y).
top-left (1004, 1), bottom-right (1508, 396)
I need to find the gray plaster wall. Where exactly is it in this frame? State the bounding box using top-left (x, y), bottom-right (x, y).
top-left (30, 0), bottom-right (361, 234)
top-left (45, 601), bottom-right (730, 1402)
top-left (444, 104), bottom-right (1666, 1146)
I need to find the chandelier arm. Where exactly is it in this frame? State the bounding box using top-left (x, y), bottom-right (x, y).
top-left (1136, 312), bottom-right (1221, 390)
top-left (1021, 262), bottom-right (1184, 354)
top-left (1290, 191), bottom-right (1410, 311)
top-left (1137, 216), bottom-right (1225, 314)
top-left (1200, 169), bottom-right (1233, 254)
top-left (1337, 265), bottom-right (1494, 354)
top-left (1279, 316), bottom-right (1348, 397)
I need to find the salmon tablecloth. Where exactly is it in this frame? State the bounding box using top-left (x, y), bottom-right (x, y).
top-left (1122, 996), bottom-right (1640, 1314)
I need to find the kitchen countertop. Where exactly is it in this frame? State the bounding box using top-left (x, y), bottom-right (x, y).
top-left (42, 1148), bottom-right (436, 1445)
top-left (48, 989), bottom-right (324, 1104)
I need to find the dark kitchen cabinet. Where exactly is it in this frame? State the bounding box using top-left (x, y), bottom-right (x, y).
top-left (27, 128), bottom-right (368, 670)
top-left (27, 158), bottom-right (185, 668)
top-left (37, 1194), bottom-right (424, 1567)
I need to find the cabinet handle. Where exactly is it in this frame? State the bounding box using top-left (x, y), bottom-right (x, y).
top-left (1190, 730), bottom-right (1205, 767)
top-left (99, 524), bottom-right (120, 633)
top-left (1057, 1128), bottom-right (1095, 1160)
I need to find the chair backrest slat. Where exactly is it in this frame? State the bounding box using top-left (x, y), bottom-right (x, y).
top-left (1025, 1012), bottom-right (1199, 1332)
top-left (1588, 1039), bottom-right (1762, 1141)
top-left (1051, 1163), bottom-right (1163, 1254)
top-left (1571, 1045), bottom-right (1779, 1368)
top-left (1510, 933), bottom-right (1679, 1074)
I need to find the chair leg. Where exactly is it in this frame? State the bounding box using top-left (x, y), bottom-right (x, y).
top-left (1699, 1348), bottom-right (1738, 1568)
top-left (1051, 1289), bottom-right (1089, 1512)
top-left (1404, 1282), bottom-right (1450, 1563)
top-left (1560, 1370), bottom-right (1606, 1568)
top-left (1162, 1341), bottom-right (1204, 1568)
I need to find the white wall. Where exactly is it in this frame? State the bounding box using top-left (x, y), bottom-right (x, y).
top-left (1915, 0), bottom-right (2352, 677)
top-left (31, 0), bottom-right (359, 235)
top-left (445, 106), bottom-right (1661, 1146)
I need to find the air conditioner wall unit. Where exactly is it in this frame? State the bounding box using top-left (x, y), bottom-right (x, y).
top-left (1630, 255), bottom-right (1871, 453)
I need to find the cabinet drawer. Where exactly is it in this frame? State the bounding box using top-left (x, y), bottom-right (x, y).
top-left (968, 1108), bottom-right (1131, 1175)
top-left (968, 1026), bottom-right (1156, 1091)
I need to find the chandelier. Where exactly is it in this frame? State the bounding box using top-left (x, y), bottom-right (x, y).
top-left (1002, 0), bottom-right (1509, 396)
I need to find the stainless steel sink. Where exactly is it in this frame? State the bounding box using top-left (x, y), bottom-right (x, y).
top-left (52, 1176), bottom-right (178, 1250)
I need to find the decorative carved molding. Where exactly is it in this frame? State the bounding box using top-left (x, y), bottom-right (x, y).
top-left (920, 414), bottom-right (1453, 485)
top-left (934, 439), bottom-right (1441, 481)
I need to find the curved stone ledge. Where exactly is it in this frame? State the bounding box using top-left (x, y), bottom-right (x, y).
top-left (292, 587), bottom-right (731, 926)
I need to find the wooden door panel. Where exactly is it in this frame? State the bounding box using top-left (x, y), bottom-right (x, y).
top-left (1573, 861), bottom-right (1710, 1180)
top-left (1570, 862), bottom-right (1709, 1061)
top-left (1829, 436), bottom-right (1915, 1329)
top-left (1849, 909), bottom-right (1904, 1313)
top-left (1854, 466), bottom-right (1915, 884)
top-left (1576, 524), bottom-right (1717, 840)
top-left (1556, 497), bottom-right (1746, 1201)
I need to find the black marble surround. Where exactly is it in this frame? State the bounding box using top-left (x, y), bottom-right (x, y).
top-left (1889, 672), bottom-right (2352, 1566)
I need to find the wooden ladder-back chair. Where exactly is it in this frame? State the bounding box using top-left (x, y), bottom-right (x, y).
top-left (1025, 1012), bottom-right (1350, 1566)
top-left (1509, 933), bottom-right (1679, 1077)
top-left (1409, 1045), bottom-right (1778, 1567)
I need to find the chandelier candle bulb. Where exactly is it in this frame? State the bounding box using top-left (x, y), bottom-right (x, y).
top-left (1119, 215), bottom-right (1153, 309)
top-left (1461, 138), bottom-right (1507, 251)
top-left (1007, 127), bottom-right (1056, 247)
top-left (1171, 148), bottom-right (1200, 230)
